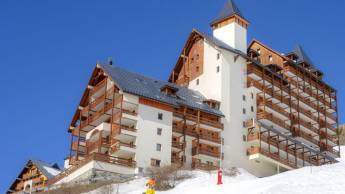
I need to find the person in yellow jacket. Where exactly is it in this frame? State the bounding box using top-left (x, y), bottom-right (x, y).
top-left (144, 178), bottom-right (156, 194)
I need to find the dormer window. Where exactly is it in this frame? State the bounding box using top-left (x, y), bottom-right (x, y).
top-left (203, 99), bottom-right (221, 110)
top-left (160, 85), bottom-right (178, 96)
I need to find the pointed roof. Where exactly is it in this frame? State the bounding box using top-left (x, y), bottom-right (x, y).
top-left (211, 0), bottom-right (246, 25)
top-left (292, 45), bottom-right (314, 67)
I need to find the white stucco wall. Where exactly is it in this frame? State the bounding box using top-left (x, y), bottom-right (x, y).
top-left (188, 41), bottom-right (222, 101)
top-left (213, 22), bottom-right (247, 53)
top-left (135, 104), bottom-right (173, 169)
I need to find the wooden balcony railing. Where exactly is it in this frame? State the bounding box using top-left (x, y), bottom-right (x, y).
top-left (260, 133), bottom-right (324, 166)
top-left (90, 87), bottom-right (115, 109)
top-left (248, 72), bottom-right (336, 122)
top-left (47, 153), bottom-right (135, 186)
top-left (283, 65), bottom-right (336, 100)
top-left (192, 160), bottom-right (219, 171)
top-left (172, 140), bottom-right (184, 149)
top-left (257, 110), bottom-right (290, 130)
top-left (90, 79), bottom-right (107, 96)
top-left (71, 140), bottom-right (85, 151)
top-left (192, 146), bottom-right (221, 158)
top-left (172, 122), bottom-right (221, 144)
top-left (247, 132), bottom-right (260, 141)
top-left (173, 112), bottom-right (223, 129)
top-left (258, 99), bottom-right (290, 118)
top-left (86, 137), bottom-right (110, 154)
top-left (171, 156), bottom-right (183, 164)
top-left (111, 124), bottom-right (137, 137)
top-left (289, 78), bottom-right (335, 110)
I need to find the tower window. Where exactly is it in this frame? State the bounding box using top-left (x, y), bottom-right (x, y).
top-left (196, 79), bottom-right (199, 85)
top-left (251, 106), bottom-right (254, 112)
top-left (196, 66), bottom-right (199, 72)
top-left (217, 53), bottom-right (220, 60)
top-left (217, 66), bottom-right (220, 73)
top-left (251, 93), bottom-right (254, 99)
top-left (243, 108), bottom-right (246, 114)
top-left (158, 113), bottom-right (163, 120)
top-left (243, 95), bottom-right (246, 101)
top-left (156, 143), bottom-right (162, 151)
top-left (157, 128), bottom-right (162, 135)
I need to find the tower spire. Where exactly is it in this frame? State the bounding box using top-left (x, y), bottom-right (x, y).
top-left (211, 0), bottom-right (248, 52)
top-left (210, 0), bottom-right (248, 27)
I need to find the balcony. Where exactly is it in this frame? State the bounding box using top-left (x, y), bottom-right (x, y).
top-left (192, 146), bottom-right (221, 159)
top-left (86, 137), bottom-right (110, 154)
top-left (283, 65), bottom-right (336, 101)
top-left (173, 111), bottom-right (223, 129)
top-left (247, 132), bottom-right (260, 142)
top-left (89, 78), bottom-right (107, 97)
top-left (48, 152), bottom-right (136, 185)
top-left (172, 139), bottom-right (184, 149)
top-left (248, 76), bottom-right (336, 123)
top-left (257, 110), bottom-right (290, 131)
top-left (172, 121), bottom-right (221, 144)
top-left (192, 160), bottom-right (219, 171)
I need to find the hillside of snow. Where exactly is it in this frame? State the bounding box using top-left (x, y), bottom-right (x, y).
top-left (85, 147), bottom-right (345, 194)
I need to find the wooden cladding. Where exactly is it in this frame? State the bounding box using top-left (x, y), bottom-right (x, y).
top-left (171, 35), bottom-right (204, 86)
top-left (211, 15), bottom-right (249, 29)
top-left (139, 97), bottom-right (174, 112)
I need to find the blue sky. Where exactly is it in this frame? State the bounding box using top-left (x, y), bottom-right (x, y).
top-left (1, 0), bottom-right (344, 192)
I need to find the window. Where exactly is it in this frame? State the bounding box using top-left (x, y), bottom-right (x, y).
top-left (217, 53), bottom-right (220, 60)
top-left (196, 66), bottom-right (199, 72)
top-left (158, 113), bottom-right (163, 120)
top-left (151, 159), bottom-right (161, 167)
top-left (216, 66), bottom-right (220, 73)
top-left (242, 95), bottom-right (246, 101)
top-left (196, 79), bottom-right (199, 85)
top-left (251, 93), bottom-right (254, 99)
top-left (156, 143), bottom-right (162, 151)
top-left (243, 121), bottom-right (246, 127)
top-left (269, 55), bottom-right (273, 62)
top-left (243, 108), bottom-right (246, 114)
top-left (257, 48), bottom-right (261, 54)
top-left (157, 128), bottom-right (162, 135)
top-left (251, 106), bottom-right (254, 112)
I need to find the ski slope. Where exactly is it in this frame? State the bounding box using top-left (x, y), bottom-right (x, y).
top-left (86, 146), bottom-right (345, 194)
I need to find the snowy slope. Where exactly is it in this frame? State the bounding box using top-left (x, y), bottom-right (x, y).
top-left (86, 147), bottom-right (345, 194)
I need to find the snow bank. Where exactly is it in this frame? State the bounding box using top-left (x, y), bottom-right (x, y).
top-left (85, 146), bottom-right (345, 194)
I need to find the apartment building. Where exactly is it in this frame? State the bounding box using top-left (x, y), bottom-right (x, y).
top-left (15, 0), bottom-right (339, 188)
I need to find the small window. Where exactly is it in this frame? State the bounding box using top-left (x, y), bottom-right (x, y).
top-left (156, 143), bottom-right (162, 151)
top-left (158, 113), bottom-right (163, 120)
top-left (151, 159), bottom-right (161, 167)
top-left (157, 128), bottom-right (162, 135)
top-left (217, 53), bottom-right (220, 60)
top-left (216, 66), bottom-right (220, 73)
top-left (243, 121), bottom-right (246, 127)
top-left (242, 95), bottom-right (246, 101)
top-left (196, 66), bottom-right (199, 72)
top-left (251, 93), bottom-right (254, 99)
top-left (243, 135), bottom-right (246, 141)
top-left (196, 79), bottom-right (199, 85)
top-left (257, 48), bottom-right (261, 54)
top-left (251, 106), bottom-right (254, 112)
top-left (243, 108), bottom-right (246, 114)
top-left (269, 55), bottom-right (273, 62)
